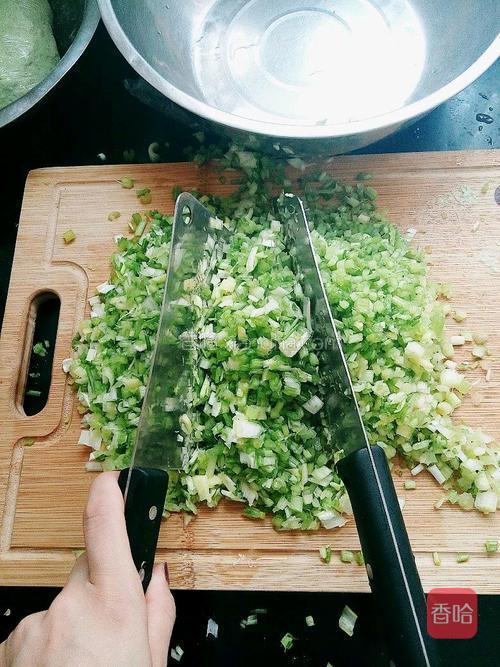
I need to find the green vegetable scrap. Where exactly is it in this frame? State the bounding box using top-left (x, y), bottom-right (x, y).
top-left (340, 550), bottom-right (354, 564)
top-left (338, 605), bottom-right (357, 637)
top-left (280, 632), bottom-right (295, 651)
top-left (170, 645), bottom-right (184, 662)
top-left (240, 614), bottom-right (258, 629)
top-left (456, 553), bottom-right (470, 564)
top-left (33, 341), bottom-right (48, 357)
top-left (320, 546), bottom-right (332, 564)
top-left (108, 211), bottom-right (121, 222)
top-left (63, 229), bottom-right (76, 244)
top-left (68, 145), bottom-right (500, 529)
top-left (136, 187), bottom-right (152, 205)
top-left (118, 177), bottom-right (135, 189)
top-left (305, 615), bottom-right (315, 627)
top-left (485, 540), bottom-right (499, 553)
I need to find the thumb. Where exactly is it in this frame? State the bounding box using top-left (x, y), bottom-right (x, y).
top-left (146, 563), bottom-right (176, 667)
top-left (83, 471), bottom-right (139, 592)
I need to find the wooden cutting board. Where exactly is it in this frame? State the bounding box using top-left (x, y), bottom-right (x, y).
top-left (1, 151), bottom-right (499, 591)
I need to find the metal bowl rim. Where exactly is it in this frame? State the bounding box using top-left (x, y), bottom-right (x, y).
top-left (98, 0), bottom-right (499, 140)
top-left (0, 0), bottom-right (101, 130)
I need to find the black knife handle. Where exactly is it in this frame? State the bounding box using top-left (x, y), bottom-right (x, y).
top-left (337, 445), bottom-right (439, 667)
top-left (118, 467), bottom-right (169, 592)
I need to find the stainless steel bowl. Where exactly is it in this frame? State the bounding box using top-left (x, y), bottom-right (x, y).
top-left (99, 0), bottom-right (500, 153)
top-left (0, 0), bottom-right (100, 130)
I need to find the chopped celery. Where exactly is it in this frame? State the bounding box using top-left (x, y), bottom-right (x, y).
top-left (456, 553), bottom-right (470, 563)
top-left (280, 632), bottom-right (295, 651)
top-left (485, 540), bottom-right (499, 553)
top-left (472, 345), bottom-right (488, 359)
top-left (118, 177), bottom-right (134, 189)
top-left (107, 211), bottom-right (121, 221)
top-left (340, 550), bottom-right (354, 563)
top-left (452, 309), bottom-right (467, 322)
top-left (354, 551), bottom-right (364, 566)
top-left (404, 480), bottom-right (417, 490)
top-left (320, 546), bottom-right (332, 564)
top-left (433, 552), bottom-right (441, 566)
top-left (136, 187), bottom-right (152, 205)
top-left (33, 341), bottom-right (47, 357)
top-left (63, 229), bottom-right (76, 244)
top-left (68, 143), bottom-right (500, 527)
top-left (305, 615), bottom-right (315, 627)
top-left (206, 618), bottom-right (218, 638)
top-left (339, 605), bottom-right (357, 637)
top-left (170, 645), bottom-right (184, 662)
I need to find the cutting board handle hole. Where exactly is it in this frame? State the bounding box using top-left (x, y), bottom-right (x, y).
top-left (22, 293), bottom-right (61, 417)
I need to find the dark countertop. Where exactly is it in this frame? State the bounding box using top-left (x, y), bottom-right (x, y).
top-left (0, 24), bottom-right (498, 667)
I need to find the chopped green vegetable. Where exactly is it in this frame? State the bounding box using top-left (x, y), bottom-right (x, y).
top-left (338, 605), bottom-right (357, 637)
top-left (33, 341), bottom-right (47, 357)
top-left (118, 177), bottom-right (134, 189)
top-left (23, 438), bottom-right (35, 447)
top-left (136, 187), bottom-right (152, 205)
top-left (240, 614), bottom-right (258, 628)
top-left (26, 389), bottom-right (41, 397)
top-left (206, 618), bottom-right (218, 638)
top-left (433, 552), bottom-right (441, 566)
top-left (170, 645), bottom-right (184, 662)
top-left (280, 632), bottom-right (295, 651)
top-left (354, 551), bottom-right (364, 566)
top-left (107, 211), bottom-right (121, 221)
top-left (404, 480), bottom-right (417, 490)
top-left (305, 615), bottom-right (315, 627)
top-left (340, 550), bottom-right (354, 563)
top-left (485, 540), bottom-right (499, 553)
top-left (452, 309), bottom-right (467, 322)
top-left (456, 552), bottom-right (470, 563)
top-left (320, 546), bottom-right (332, 564)
top-left (69, 144), bottom-right (500, 526)
top-left (63, 229), bottom-right (76, 244)
top-left (472, 345), bottom-right (487, 359)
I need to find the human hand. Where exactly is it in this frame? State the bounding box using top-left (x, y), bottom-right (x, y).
top-left (0, 472), bottom-right (175, 667)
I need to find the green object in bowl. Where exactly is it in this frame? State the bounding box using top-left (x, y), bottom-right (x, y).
top-left (0, 0), bottom-right (61, 110)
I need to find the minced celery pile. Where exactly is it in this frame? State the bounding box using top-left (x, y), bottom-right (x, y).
top-left (67, 146), bottom-right (499, 528)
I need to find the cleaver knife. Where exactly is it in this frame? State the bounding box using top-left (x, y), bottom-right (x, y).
top-left (279, 194), bottom-right (438, 667)
top-left (118, 193), bottom-right (215, 591)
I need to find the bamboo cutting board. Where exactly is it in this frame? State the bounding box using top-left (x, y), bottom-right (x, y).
top-left (0, 151), bottom-right (499, 591)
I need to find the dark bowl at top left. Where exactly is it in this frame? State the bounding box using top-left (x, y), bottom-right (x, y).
top-left (0, 0), bottom-right (100, 130)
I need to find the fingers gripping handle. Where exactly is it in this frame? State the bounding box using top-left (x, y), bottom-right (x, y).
top-left (118, 467), bottom-right (169, 591)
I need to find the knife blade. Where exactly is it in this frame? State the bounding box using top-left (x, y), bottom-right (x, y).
top-left (118, 193), bottom-right (216, 591)
top-left (279, 194), bottom-right (438, 667)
